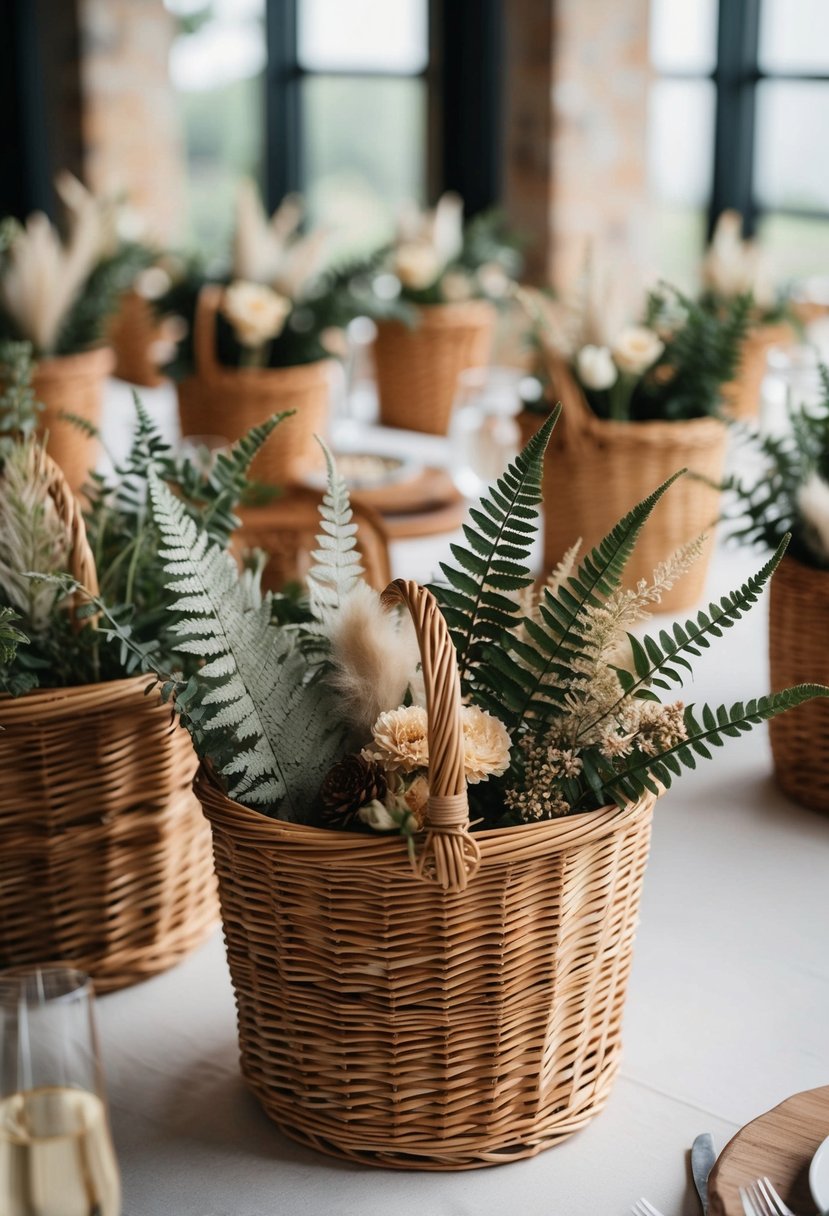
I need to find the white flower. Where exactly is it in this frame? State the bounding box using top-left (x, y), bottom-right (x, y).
top-left (392, 242), bottom-right (442, 291)
top-left (702, 210), bottom-right (775, 309)
top-left (797, 472), bottom-right (829, 562)
top-left (611, 326), bottom-right (664, 376)
top-left (358, 800), bottom-right (397, 831)
top-left (441, 270), bottom-right (473, 303)
top-left (460, 706), bottom-right (511, 783)
top-left (477, 261), bottom-right (510, 299)
top-left (221, 281), bottom-right (291, 348)
top-left (364, 705), bottom-right (429, 774)
top-left (576, 344), bottom-right (618, 391)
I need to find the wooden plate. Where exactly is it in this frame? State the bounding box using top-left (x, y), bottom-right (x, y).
top-left (708, 1086), bottom-right (829, 1215)
top-left (352, 467), bottom-right (468, 538)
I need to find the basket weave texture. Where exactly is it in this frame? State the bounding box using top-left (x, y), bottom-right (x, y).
top-left (197, 579), bottom-right (655, 1169)
top-left (108, 289), bottom-right (166, 387)
top-left (0, 452), bottom-right (218, 990)
top-left (373, 301), bottom-right (495, 435)
top-left (520, 359), bottom-right (728, 615)
top-left (721, 322), bottom-right (794, 420)
top-left (32, 346), bottom-right (114, 496)
top-left (769, 556), bottom-right (829, 815)
top-left (177, 286), bottom-right (332, 486)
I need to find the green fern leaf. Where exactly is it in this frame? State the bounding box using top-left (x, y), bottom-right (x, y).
top-left (431, 406), bottom-right (560, 690)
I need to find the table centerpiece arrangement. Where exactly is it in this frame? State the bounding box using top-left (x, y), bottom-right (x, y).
top-left (368, 193), bottom-right (522, 434)
top-left (0, 342), bottom-right (287, 988)
top-left (520, 278), bottom-right (751, 613)
top-left (727, 362), bottom-right (829, 814)
top-left (700, 209), bottom-right (796, 420)
top-left (87, 405), bottom-right (826, 1166)
top-left (159, 179), bottom-right (369, 486)
top-left (0, 173), bottom-right (151, 492)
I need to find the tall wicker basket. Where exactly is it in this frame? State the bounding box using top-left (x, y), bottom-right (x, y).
top-left (0, 451), bottom-right (219, 991)
top-left (373, 300), bottom-right (495, 435)
top-left (721, 322), bottom-right (794, 420)
top-left (177, 286), bottom-right (332, 486)
top-left (196, 579), bottom-right (656, 1169)
top-left (31, 346), bottom-right (114, 496)
top-left (520, 358), bottom-right (728, 616)
top-left (769, 556), bottom-right (829, 815)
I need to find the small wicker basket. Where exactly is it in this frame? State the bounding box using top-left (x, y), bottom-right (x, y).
top-left (197, 579), bottom-right (656, 1169)
top-left (769, 555), bottom-right (829, 815)
top-left (520, 357), bottom-right (728, 615)
top-left (32, 346), bottom-right (114, 496)
top-left (177, 286), bottom-right (332, 486)
top-left (721, 322), bottom-right (794, 420)
top-left (373, 300), bottom-right (495, 435)
top-left (108, 289), bottom-right (166, 387)
top-left (0, 451), bottom-right (219, 990)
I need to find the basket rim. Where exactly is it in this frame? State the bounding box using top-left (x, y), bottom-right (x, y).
top-left (0, 672), bottom-right (162, 722)
top-left (375, 299), bottom-right (496, 329)
top-left (178, 355), bottom-right (334, 391)
top-left (196, 765), bottom-right (657, 868)
top-left (32, 345), bottom-right (115, 379)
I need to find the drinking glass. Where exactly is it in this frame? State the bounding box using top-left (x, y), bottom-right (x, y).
top-left (0, 968), bottom-right (121, 1216)
top-left (763, 343), bottom-right (822, 434)
top-left (449, 366), bottom-right (525, 498)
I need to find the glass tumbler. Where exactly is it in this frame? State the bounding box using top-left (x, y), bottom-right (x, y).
top-left (0, 967), bottom-right (121, 1216)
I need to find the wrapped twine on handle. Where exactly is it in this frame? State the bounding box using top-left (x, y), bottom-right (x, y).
top-left (380, 578), bottom-right (481, 892)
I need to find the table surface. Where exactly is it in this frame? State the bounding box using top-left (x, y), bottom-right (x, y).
top-left (95, 377), bottom-right (829, 1216)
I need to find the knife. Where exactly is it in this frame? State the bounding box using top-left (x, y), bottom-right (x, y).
top-left (691, 1133), bottom-right (717, 1215)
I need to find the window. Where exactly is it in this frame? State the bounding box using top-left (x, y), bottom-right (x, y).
top-left (649, 0), bottom-right (829, 286)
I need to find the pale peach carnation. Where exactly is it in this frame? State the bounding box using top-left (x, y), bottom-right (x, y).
top-left (461, 706), bottom-right (511, 783)
top-left (365, 706), bottom-right (429, 774)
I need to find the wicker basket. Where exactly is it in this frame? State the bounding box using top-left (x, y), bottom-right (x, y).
top-left (31, 346), bottom-right (114, 496)
top-left (373, 301), bottom-right (495, 435)
top-left (769, 556), bottom-right (829, 815)
top-left (108, 289), bottom-right (166, 387)
top-left (520, 358), bottom-right (728, 616)
top-left (177, 286), bottom-right (332, 486)
top-left (721, 322), bottom-right (794, 420)
top-left (0, 451), bottom-right (219, 990)
top-left (196, 579), bottom-right (656, 1169)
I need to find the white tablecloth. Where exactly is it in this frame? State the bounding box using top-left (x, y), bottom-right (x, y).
top-left (94, 380), bottom-right (829, 1215)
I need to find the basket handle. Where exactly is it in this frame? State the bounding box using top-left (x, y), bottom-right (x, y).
top-left (380, 579), bottom-right (481, 893)
top-left (192, 285), bottom-right (225, 383)
top-left (543, 349), bottom-right (601, 451)
top-left (37, 446), bottom-right (99, 628)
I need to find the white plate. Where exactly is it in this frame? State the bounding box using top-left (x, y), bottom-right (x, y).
top-left (810, 1133), bottom-right (829, 1211)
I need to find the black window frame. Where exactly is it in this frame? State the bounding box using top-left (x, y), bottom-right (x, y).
top-left (263, 0), bottom-right (503, 219)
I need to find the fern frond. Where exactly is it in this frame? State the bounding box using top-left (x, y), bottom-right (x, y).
top-left (149, 472), bottom-right (347, 816)
top-left (431, 407), bottom-right (560, 691)
top-left (478, 469), bottom-right (685, 732)
top-left (307, 439), bottom-right (363, 617)
top-left (594, 686), bottom-right (829, 806)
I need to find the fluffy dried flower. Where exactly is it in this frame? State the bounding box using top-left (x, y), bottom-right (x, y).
top-left (634, 701), bottom-right (687, 756)
top-left (222, 281), bottom-right (291, 348)
top-left (702, 209), bottom-right (774, 310)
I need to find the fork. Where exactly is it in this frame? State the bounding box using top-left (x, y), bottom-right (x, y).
top-left (631, 1200), bottom-right (667, 1216)
top-left (738, 1176), bottom-right (796, 1216)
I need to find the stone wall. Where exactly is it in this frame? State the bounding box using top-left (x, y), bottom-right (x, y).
top-left (77, 0), bottom-right (186, 243)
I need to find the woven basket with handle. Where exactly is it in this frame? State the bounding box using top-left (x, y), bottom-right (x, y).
top-left (31, 346), bottom-right (114, 497)
top-left (520, 356), bottom-right (728, 616)
top-left (721, 322), bottom-right (794, 420)
top-left (177, 285), bottom-right (332, 486)
top-left (0, 449), bottom-right (219, 990)
top-left (769, 555), bottom-right (829, 815)
top-left (197, 578), bottom-right (656, 1169)
top-left (108, 289), bottom-right (167, 387)
top-left (373, 300), bottom-right (495, 435)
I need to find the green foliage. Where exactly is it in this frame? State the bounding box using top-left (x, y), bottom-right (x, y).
top-left (0, 340), bottom-right (41, 459)
top-left (726, 366), bottom-right (829, 569)
top-left (146, 472), bottom-right (348, 817)
top-left (54, 242), bottom-right (154, 355)
top-left (432, 409), bottom-right (559, 689)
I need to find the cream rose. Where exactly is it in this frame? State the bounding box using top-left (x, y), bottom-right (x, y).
top-left (797, 472), bottom-right (829, 562)
top-left (221, 281), bottom-right (291, 348)
top-left (364, 706), bottom-right (429, 774)
top-left (611, 326), bottom-right (664, 376)
top-left (576, 344), bottom-right (618, 391)
top-left (460, 706), bottom-right (511, 783)
top-left (392, 242), bottom-right (442, 291)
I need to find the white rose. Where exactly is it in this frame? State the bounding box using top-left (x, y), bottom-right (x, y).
top-left (357, 799), bottom-right (398, 832)
top-left (392, 242), bottom-right (442, 291)
top-left (576, 344), bottom-right (618, 391)
top-left (221, 281), bottom-right (292, 348)
top-left (611, 326), bottom-right (665, 376)
top-left (441, 270), bottom-right (473, 303)
top-left (797, 472), bottom-right (829, 562)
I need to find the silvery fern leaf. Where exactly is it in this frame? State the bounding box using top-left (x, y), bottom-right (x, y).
top-left (307, 439), bottom-right (363, 618)
top-left (149, 472), bottom-right (347, 819)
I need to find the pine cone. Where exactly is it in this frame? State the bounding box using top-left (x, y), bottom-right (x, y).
top-left (320, 754), bottom-right (388, 828)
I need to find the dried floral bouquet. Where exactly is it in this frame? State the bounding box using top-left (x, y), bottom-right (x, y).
top-left (81, 408), bottom-right (828, 837)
